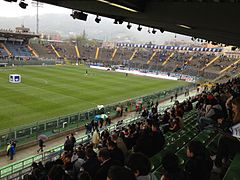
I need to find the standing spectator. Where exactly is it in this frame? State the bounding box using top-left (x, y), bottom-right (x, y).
top-left (82, 148), bottom-right (100, 180)
top-left (175, 93), bottom-right (178, 100)
top-left (197, 87), bottom-right (200, 93)
top-left (85, 123), bottom-right (92, 134)
top-left (120, 105), bottom-right (123, 117)
top-left (6, 143), bottom-right (11, 156)
top-left (170, 96), bottom-right (174, 102)
top-left (37, 139), bottom-right (44, 153)
top-left (11, 140), bottom-right (16, 150)
top-left (107, 141), bottom-right (124, 165)
top-left (8, 143), bottom-right (15, 160)
top-left (185, 141), bottom-right (213, 180)
top-left (92, 129), bottom-right (100, 149)
top-left (151, 121), bottom-right (165, 155)
top-left (112, 133), bottom-right (128, 158)
top-left (64, 136), bottom-right (72, 152)
top-left (106, 112), bottom-right (111, 126)
top-left (96, 148), bottom-right (118, 180)
top-left (70, 133), bottom-right (76, 149)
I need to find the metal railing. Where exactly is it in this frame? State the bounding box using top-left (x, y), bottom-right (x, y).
top-left (0, 85), bottom-right (195, 179)
top-left (0, 113), bottom-right (142, 179)
top-left (0, 84), bottom-right (194, 151)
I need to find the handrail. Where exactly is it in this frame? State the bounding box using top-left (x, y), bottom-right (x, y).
top-left (0, 90), bottom-right (194, 179)
top-left (0, 84), bottom-right (193, 136)
top-left (0, 114), bottom-right (141, 179)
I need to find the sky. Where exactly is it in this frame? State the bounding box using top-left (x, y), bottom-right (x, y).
top-left (0, 0), bottom-right (70, 17)
top-left (0, 0), bottom-right (193, 44)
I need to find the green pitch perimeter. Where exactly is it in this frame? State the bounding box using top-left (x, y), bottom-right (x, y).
top-left (0, 65), bottom-right (188, 130)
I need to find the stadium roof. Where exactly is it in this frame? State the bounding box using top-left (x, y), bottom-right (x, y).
top-left (0, 30), bottom-right (39, 40)
top-left (35, 0), bottom-right (240, 47)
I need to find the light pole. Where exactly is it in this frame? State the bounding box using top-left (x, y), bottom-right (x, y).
top-left (31, 1), bottom-right (43, 34)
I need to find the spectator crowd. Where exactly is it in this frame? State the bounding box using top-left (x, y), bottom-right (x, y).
top-left (20, 77), bottom-right (240, 180)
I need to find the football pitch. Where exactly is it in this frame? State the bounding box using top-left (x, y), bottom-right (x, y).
top-left (0, 65), bottom-right (188, 130)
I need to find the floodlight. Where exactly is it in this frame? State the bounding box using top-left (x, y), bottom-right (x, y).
top-left (114, 19), bottom-right (118, 24)
top-left (137, 25), bottom-right (142, 31)
top-left (95, 15), bottom-right (101, 23)
top-left (71, 11), bottom-right (88, 21)
top-left (118, 19), bottom-right (123, 24)
top-left (19, 0), bottom-right (28, 9)
top-left (127, 22), bottom-right (132, 29)
top-left (160, 28), bottom-right (164, 33)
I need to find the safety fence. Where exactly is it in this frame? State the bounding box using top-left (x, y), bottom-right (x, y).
top-left (0, 84), bottom-right (196, 179)
top-left (0, 84), bottom-right (194, 151)
top-left (0, 113), bottom-right (142, 179)
top-left (0, 84), bottom-right (195, 154)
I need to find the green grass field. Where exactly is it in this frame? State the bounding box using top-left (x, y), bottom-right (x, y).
top-left (0, 65), bottom-right (188, 130)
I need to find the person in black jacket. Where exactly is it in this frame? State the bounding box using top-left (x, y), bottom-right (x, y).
top-left (185, 141), bottom-right (213, 180)
top-left (95, 148), bottom-right (118, 180)
top-left (107, 141), bottom-right (125, 165)
top-left (70, 133), bottom-right (76, 149)
top-left (107, 166), bottom-right (136, 180)
top-left (151, 121), bottom-right (165, 155)
top-left (37, 139), bottom-right (44, 153)
top-left (134, 129), bottom-right (153, 157)
top-left (161, 153), bottom-right (188, 180)
top-left (64, 136), bottom-right (72, 152)
top-left (81, 147), bottom-right (100, 180)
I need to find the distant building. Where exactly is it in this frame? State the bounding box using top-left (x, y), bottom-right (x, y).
top-left (15, 25), bottom-right (30, 34)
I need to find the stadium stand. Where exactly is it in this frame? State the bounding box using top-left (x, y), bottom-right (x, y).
top-left (57, 42), bottom-right (78, 59)
top-left (0, 43), bottom-right (8, 57)
top-left (31, 43), bottom-right (56, 59)
top-left (0, 27), bottom-right (240, 83)
top-left (4, 42), bottom-right (32, 57)
top-left (2, 77), bottom-right (239, 180)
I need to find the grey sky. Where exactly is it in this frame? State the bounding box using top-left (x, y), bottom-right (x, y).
top-left (0, 0), bottom-right (70, 17)
top-left (0, 0), bottom-right (192, 44)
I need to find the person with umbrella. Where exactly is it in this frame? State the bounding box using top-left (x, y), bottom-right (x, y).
top-left (37, 134), bottom-right (47, 153)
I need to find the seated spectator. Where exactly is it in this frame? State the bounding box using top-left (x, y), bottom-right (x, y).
top-left (198, 98), bottom-right (223, 130)
top-left (107, 166), bottom-right (136, 180)
top-left (161, 110), bottom-right (170, 124)
top-left (161, 153), bottom-right (188, 180)
top-left (214, 97), bottom-right (240, 168)
top-left (127, 152), bottom-right (157, 180)
top-left (169, 114), bottom-right (181, 132)
top-left (185, 141), bottom-right (213, 180)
